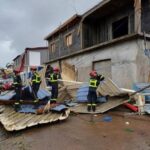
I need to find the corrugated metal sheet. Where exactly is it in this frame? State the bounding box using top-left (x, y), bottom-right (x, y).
top-left (97, 78), bottom-right (127, 96)
top-left (70, 97), bottom-right (129, 114)
top-left (0, 106), bottom-right (70, 131)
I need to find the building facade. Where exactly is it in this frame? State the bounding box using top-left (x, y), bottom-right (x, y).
top-left (45, 0), bottom-right (150, 88)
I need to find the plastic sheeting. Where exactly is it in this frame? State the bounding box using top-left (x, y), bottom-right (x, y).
top-left (37, 89), bottom-right (51, 100)
top-left (133, 83), bottom-right (150, 102)
top-left (0, 91), bottom-right (15, 100)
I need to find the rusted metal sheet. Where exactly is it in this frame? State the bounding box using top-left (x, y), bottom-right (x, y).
top-left (0, 106), bottom-right (70, 131)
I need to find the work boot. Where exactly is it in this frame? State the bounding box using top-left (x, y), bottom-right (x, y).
top-left (14, 103), bottom-right (21, 112)
top-left (92, 105), bottom-right (96, 112)
top-left (87, 105), bottom-right (91, 112)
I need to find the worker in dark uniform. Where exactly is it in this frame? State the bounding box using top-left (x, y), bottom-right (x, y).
top-left (87, 70), bottom-right (104, 112)
top-left (45, 64), bottom-right (53, 86)
top-left (13, 69), bottom-right (22, 111)
top-left (49, 67), bottom-right (61, 103)
top-left (30, 67), bottom-right (41, 103)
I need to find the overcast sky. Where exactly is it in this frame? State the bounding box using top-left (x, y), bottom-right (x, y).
top-left (0, 0), bottom-right (101, 67)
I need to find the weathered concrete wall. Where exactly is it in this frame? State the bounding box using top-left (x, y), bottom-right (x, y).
top-left (136, 39), bottom-right (150, 82)
top-left (50, 39), bottom-right (149, 89)
top-left (49, 40), bottom-right (150, 88)
top-left (64, 40), bottom-right (138, 88)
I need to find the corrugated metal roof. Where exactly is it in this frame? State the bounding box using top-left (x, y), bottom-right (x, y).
top-left (0, 106), bottom-right (70, 131)
top-left (70, 98), bottom-right (129, 114)
top-left (97, 78), bottom-right (128, 96)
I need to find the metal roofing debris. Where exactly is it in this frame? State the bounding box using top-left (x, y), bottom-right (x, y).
top-left (0, 106), bottom-right (70, 131)
top-left (97, 78), bottom-right (129, 97)
top-left (0, 91), bottom-right (15, 101)
top-left (70, 97), bottom-right (129, 114)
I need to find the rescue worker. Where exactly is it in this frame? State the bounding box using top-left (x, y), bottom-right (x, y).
top-left (30, 66), bottom-right (41, 103)
top-left (45, 64), bottom-right (53, 86)
top-left (13, 69), bottom-right (22, 111)
top-left (45, 65), bottom-right (53, 78)
top-left (49, 67), bottom-right (61, 103)
top-left (87, 70), bottom-right (104, 112)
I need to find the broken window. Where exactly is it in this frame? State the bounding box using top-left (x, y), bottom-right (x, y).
top-left (65, 33), bottom-right (72, 47)
top-left (112, 17), bottom-right (128, 39)
top-left (50, 42), bottom-right (56, 53)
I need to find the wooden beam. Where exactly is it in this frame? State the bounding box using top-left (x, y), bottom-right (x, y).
top-left (134, 0), bottom-right (141, 33)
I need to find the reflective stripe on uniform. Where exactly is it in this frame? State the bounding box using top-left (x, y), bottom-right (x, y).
top-left (89, 79), bottom-right (98, 88)
top-left (32, 72), bottom-right (41, 83)
top-left (92, 103), bottom-right (96, 106)
top-left (49, 74), bottom-right (57, 83)
top-left (15, 102), bottom-right (20, 105)
top-left (51, 98), bottom-right (57, 101)
top-left (87, 104), bottom-right (92, 106)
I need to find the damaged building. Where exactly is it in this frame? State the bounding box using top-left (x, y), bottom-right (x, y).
top-left (44, 0), bottom-right (150, 88)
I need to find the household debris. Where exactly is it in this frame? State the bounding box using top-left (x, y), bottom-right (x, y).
top-left (0, 65), bottom-right (150, 132)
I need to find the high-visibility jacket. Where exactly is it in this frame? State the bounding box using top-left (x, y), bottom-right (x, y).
top-left (49, 73), bottom-right (58, 83)
top-left (32, 72), bottom-right (41, 84)
top-left (89, 79), bottom-right (98, 88)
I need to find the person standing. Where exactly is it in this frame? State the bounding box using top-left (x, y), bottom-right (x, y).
top-left (87, 70), bottom-right (104, 112)
top-left (30, 66), bottom-right (41, 103)
top-left (13, 69), bottom-right (22, 111)
top-left (45, 64), bottom-right (53, 86)
top-left (49, 67), bottom-right (61, 103)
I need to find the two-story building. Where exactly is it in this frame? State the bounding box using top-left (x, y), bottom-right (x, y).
top-left (45, 0), bottom-right (150, 88)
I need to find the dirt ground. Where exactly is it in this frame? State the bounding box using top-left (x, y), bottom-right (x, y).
top-left (0, 111), bottom-right (150, 150)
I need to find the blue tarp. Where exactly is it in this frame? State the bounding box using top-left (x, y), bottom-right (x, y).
top-left (0, 91), bottom-right (16, 101)
top-left (76, 85), bottom-right (107, 103)
top-left (23, 86), bottom-right (51, 100)
top-left (51, 104), bottom-right (67, 112)
top-left (18, 104), bottom-right (38, 113)
top-left (37, 89), bottom-right (51, 100)
top-left (18, 104), bottom-right (67, 113)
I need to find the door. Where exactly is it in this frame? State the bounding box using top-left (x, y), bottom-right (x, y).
top-left (93, 59), bottom-right (112, 79)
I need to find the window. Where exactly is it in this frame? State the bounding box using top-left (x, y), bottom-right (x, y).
top-left (50, 42), bottom-right (56, 53)
top-left (112, 17), bottom-right (128, 39)
top-left (65, 33), bottom-right (72, 47)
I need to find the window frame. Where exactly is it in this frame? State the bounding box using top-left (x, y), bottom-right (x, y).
top-left (64, 32), bottom-right (73, 47)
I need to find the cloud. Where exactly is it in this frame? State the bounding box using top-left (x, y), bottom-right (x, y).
top-left (0, 40), bottom-right (18, 67)
top-left (0, 0), bottom-right (101, 67)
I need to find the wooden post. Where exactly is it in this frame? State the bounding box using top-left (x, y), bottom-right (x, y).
top-left (134, 0), bottom-right (141, 33)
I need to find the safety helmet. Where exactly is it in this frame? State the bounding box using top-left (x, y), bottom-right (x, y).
top-left (30, 66), bottom-right (37, 71)
top-left (53, 67), bottom-right (59, 72)
top-left (13, 69), bottom-right (20, 74)
top-left (89, 70), bottom-right (97, 77)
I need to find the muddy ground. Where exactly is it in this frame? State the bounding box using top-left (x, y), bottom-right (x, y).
top-left (0, 111), bottom-right (150, 150)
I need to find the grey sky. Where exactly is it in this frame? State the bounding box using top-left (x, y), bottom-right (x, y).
top-left (0, 0), bottom-right (101, 67)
